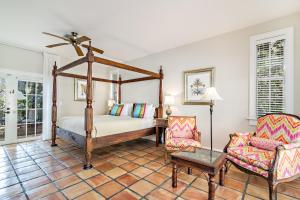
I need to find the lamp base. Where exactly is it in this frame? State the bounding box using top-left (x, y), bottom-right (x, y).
top-left (166, 106), bottom-right (172, 117)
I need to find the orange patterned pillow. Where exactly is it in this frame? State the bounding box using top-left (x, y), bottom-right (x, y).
top-left (229, 133), bottom-right (253, 148)
top-left (250, 137), bottom-right (283, 151)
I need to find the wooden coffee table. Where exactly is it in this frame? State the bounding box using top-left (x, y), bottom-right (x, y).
top-left (171, 147), bottom-right (227, 200)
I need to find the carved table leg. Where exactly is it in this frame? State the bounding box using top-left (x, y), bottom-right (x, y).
top-left (163, 128), bottom-right (166, 144)
top-left (219, 165), bottom-right (225, 186)
top-left (172, 163), bottom-right (177, 188)
top-left (156, 126), bottom-right (159, 147)
top-left (208, 174), bottom-right (216, 200)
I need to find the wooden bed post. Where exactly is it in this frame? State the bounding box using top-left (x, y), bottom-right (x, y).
top-left (84, 42), bottom-right (94, 170)
top-left (158, 66), bottom-right (163, 118)
top-left (118, 76), bottom-right (122, 104)
top-left (51, 62), bottom-right (58, 146)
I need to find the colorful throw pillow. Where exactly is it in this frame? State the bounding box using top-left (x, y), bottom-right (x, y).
top-left (250, 136), bottom-right (283, 151)
top-left (228, 132), bottom-right (253, 148)
top-left (110, 104), bottom-right (124, 116)
top-left (132, 103), bottom-right (147, 118)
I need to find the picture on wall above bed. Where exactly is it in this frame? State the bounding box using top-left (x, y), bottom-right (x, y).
top-left (74, 78), bottom-right (95, 101)
top-left (184, 67), bottom-right (214, 105)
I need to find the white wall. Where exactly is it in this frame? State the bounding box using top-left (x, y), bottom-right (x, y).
top-left (0, 43), bottom-right (43, 73)
top-left (122, 12), bottom-right (300, 150)
top-left (57, 58), bottom-right (110, 117)
top-left (0, 43), bottom-right (110, 117)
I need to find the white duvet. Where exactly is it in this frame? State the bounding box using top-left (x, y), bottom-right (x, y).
top-left (58, 115), bottom-right (155, 138)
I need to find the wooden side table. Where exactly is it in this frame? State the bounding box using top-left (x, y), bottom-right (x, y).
top-left (171, 148), bottom-right (227, 200)
top-left (155, 118), bottom-right (168, 147)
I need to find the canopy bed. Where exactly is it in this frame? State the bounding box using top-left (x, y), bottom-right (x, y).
top-left (51, 43), bottom-right (164, 169)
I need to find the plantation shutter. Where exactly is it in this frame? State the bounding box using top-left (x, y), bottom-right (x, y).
top-left (256, 38), bottom-right (285, 117)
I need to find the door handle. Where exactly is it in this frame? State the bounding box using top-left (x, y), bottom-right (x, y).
top-left (4, 108), bottom-right (10, 114)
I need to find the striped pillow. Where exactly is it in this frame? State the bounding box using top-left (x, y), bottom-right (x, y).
top-left (132, 103), bottom-right (147, 118)
top-left (110, 104), bottom-right (124, 116)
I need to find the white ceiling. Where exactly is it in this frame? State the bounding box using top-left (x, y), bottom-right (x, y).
top-left (1, 0), bottom-right (300, 61)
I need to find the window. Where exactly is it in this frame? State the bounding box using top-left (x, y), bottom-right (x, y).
top-left (17, 80), bottom-right (43, 138)
top-left (249, 28), bottom-right (294, 125)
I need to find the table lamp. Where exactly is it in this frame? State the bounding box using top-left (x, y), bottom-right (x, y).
top-left (164, 95), bottom-right (175, 117)
top-left (201, 87), bottom-right (223, 151)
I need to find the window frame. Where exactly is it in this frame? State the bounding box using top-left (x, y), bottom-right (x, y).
top-left (249, 27), bottom-right (294, 125)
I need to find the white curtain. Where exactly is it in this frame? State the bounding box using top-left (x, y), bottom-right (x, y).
top-left (42, 52), bottom-right (60, 140)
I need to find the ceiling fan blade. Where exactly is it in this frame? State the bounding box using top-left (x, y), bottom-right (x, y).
top-left (74, 45), bottom-right (84, 56)
top-left (42, 32), bottom-right (69, 41)
top-left (81, 44), bottom-right (104, 54)
top-left (77, 36), bottom-right (91, 43)
top-left (46, 43), bottom-right (69, 48)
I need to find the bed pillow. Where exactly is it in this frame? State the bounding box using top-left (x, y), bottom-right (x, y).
top-left (132, 103), bottom-right (147, 118)
top-left (120, 103), bottom-right (133, 116)
top-left (144, 104), bottom-right (155, 119)
top-left (110, 104), bottom-right (124, 116)
top-left (250, 136), bottom-right (283, 151)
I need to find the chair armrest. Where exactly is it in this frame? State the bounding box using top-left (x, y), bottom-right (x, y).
top-left (224, 132), bottom-right (254, 152)
top-left (273, 143), bottom-right (300, 180)
top-left (193, 129), bottom-right (201, 143)
top-left (281, 143), bottom-right (300, 150)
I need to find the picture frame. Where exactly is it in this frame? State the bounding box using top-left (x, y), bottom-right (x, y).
top-left (74, 78), bottom-right (95, 101)
top-left (183, 67), bottom-right (215, 105)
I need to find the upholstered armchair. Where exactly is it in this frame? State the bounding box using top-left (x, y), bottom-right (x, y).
top-left (224, 113), bottom-right (300, 200)
top-left (165, 116), bottom-right (201, 153)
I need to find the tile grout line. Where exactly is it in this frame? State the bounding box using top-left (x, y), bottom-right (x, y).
top-left (16, 141), bottom-right (87, 199)
top-left (2, 139), bottom-right (299, 200)
top-left (4, 145), bottom-right (30, 200)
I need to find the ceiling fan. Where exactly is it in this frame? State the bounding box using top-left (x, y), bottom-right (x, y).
top-left (43, 32), bottom-right (104, 56)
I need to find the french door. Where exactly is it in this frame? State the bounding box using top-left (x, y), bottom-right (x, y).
top-left (0, 72), bottom-right (43, 145)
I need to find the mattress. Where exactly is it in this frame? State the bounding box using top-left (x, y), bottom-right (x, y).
top-left (58, 115), bottom-right (155, 138)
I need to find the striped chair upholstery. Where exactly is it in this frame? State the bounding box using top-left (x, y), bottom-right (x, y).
top-left (256, 114), bottom-right (300, 144)
top-left (165, 116), bottom-right (201, 151)
top-left (224, 114), bottom-right (300, 200)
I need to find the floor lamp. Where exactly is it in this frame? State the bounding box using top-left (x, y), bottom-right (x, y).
top-left (202, 87), bottom-right (223, 151)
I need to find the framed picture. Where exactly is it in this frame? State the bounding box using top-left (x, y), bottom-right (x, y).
top-left (74, 78), bottom-right (95, 101)
top-left (183, 67), bottom-right (214, 105)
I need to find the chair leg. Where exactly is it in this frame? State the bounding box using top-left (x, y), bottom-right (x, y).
top-left (164, 151), bottom-right (169, 163)
top-left (268, 182), bottom-right (277, 200)
top-left (224, 160), bottom-right (229, 174)
top-left (188, 167), bottom-right (192, 175)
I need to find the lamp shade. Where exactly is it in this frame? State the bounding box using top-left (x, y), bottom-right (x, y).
top-left (201, 87), bottom-right (223, 101)
top-left (108, 99), bottom-right (115, 107)
top-left (164, 95), bottom-right (175, 105)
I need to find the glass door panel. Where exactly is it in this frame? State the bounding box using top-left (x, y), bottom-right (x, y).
top-left (17, 80), bottom-right (43, 139)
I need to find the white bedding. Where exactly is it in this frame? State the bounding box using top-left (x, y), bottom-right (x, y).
top-left (58, 115), bottom-right (155, 138)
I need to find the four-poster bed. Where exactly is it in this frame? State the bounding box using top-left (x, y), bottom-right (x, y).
top-left (51, 44), bottom-right (164, 169)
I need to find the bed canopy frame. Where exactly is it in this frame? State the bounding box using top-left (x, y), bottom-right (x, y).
top-left (51, 43), bottom-right (163, 169)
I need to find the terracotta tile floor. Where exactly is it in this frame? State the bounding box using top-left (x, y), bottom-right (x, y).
top-left (0, 138), bottom-right (299, 200)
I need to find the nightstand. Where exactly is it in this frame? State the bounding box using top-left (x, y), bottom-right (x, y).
top-left (155, 118), bottom-right (168, 147)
